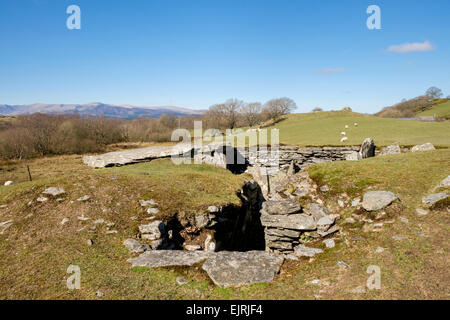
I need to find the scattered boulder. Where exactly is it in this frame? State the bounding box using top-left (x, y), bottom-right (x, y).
top-left (42, 187), bottom-right (66, 197)
top-left (139, 199), bottom-right (156, 207)
top-left (201, 251), bottom-right (283, 288)
top-left (359, 138), bottom-right (375, 159)
top-left (380, 145), bottom-right (401, 156)
top-left (4, 181), bottom-right (13, 186)
top-left (351, 197), bottom-right (361, 207)
top-left (60, 218), bottom-right (69, 225)
top-left (36, 197), bottom-right (48, 203)
top-left (433, 175), bottom-right (450, 191)
top-left (146, 207), bottom-right (159, 215)
top-left (411, 143), bottom-right (435, 152)
top-left (422, 193), bottom-right (449, 208)
top-left (337, 260), bottom-right (350, 268)
top-left (260, 214), bottom-right (316, 230)
top-left (139, 220), bottom-right (168, 249)
top-left (123, 238), bottom-right (150, 254)
top-left (362, 191), bottom-right (398, 211)
top-left (87, 239), bottom-right (94, 246)
top-left (324, 239), bottom-right (335, 248)
top-left (345, 151), bottom-right (360, 161)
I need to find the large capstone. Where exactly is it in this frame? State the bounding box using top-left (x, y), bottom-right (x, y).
top-left (128, 250), bottom-right (211, 268)
top-left (411, 143), bottom-right (435, 153)
top-left (422, 193), bottom-right (449, 207)
top-left (260, 214), bottom-right (316, 230)
top-left (260, 200), bottom-right (302, 215)
top-left (201, 251), bottom-right (283, 288)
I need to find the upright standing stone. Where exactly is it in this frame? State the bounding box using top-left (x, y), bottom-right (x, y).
top-left (359, 138), bottom-right (375, 159)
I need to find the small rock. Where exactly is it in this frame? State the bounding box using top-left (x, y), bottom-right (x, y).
top-left (392, 235), bottom-right (405, 241)
top-left (294, 244), bottom-right (323, 257)
top-left (416, 208), bottom-right (428, 216)
top-left (94, 219), bottom-right (105, 224)
top-left (176, 276), bottom-right (189, 286)
top-left (96, 290), bottom-right (104, 297)
top-left (344, 217), bottom-right (356, 224)
top-left (208, 206), bottom-right (219, 213)
top-left (351, 197), bottom-right (361, 207)
top-left (61, 218), bottom-right (69, 225)
top-left (285, 254), bottom-right (298, 261)
top-left (123, 238), bottom-right (150, 254)
top-left (337, 260), bottom-right (350, 268)
top-left (87, 239), bottom-right (94, 246)
top-left (77, 195), bottom-right (90, 202)
top-left (399, 217), bottom-right (409, 224)
top-left (0, 204), bottom-right (7, 209)
top-left (42, 187), bottom-right (66, 197)
top-left (310, 279), bottom-right (321, 285)
top-left (375, 247), bottom-right (385, 253)
top-left (106, 230), bottom-right (118, 234)
top-left (320, 185), bottom-right (329, 192)
top-left (77, 216), bottom-right (89, 221)
top-left (139, 199), bottom-right (156, 207)
top-left (324, 239), bottom-right (335, 248)
top-left (146, 207), bottom-right (159, 215)
top-left (36, 197), bottom-right (48, 203)
top-left (4, 181), bottom-right (13, 186)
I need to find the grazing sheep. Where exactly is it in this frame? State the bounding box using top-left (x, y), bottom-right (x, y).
top-left (341, 132), bottom-right (346, 136)
top-left (340, 136), bottom-right (348, 142)
top-left (354, 122), bottom-right (358, 127)
top-left (345, 125), bottom-right (349, 129)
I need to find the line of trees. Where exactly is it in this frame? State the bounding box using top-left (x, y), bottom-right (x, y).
top-left (205, 97), bottom-right (296, 129)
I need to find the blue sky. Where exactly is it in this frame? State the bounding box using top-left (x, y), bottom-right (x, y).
top-left (0, 0), bottom-right (449, 113)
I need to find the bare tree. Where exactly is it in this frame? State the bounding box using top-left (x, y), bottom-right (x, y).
top-left (207, 99), bottom-right (244, 129)
top-left (425, 87), bottom-right (443, 99)
top-left (262, 97), bottom-right (297, 122)
top-left (241, 102), bottom-right (262, 127)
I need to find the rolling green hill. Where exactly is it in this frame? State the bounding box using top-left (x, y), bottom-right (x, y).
top-left (238, 111), bottom-right (450, 147)
top-left (417, 100), bottom-right (450, 119)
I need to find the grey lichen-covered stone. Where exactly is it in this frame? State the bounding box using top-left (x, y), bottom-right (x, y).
top-left (260, 200), bottom-right (302, 215)
top-left (380, 145), bottom-right (401, 156)
top-left (42, 187), bottom-right (66, 197)
top-left (4, 181), bottom-right (13, 186)
top-left (260, 214), bottom-right (316, 230)
top-left (265, 228), bottom-right (301, 239)
top-left (305, 203), bottom-right (331, 221)
top-left (362, 191), bottom-right (398, 211)
top-left (139, 221), bottom-right (166, 240)
top-left (411, 143), bottom-right (435, 152)
top-left (294, 244), bottom-right (323, 257)
top-left (201, 251), bottom-right (284, 288)
top-left (422, 193), bottom-right (449, 207)
top-left (317, 225), bottom-right (339, 237)
top-left (77, 195), bottom-right (90, 202)
top-left (359, 138), bottom-right (375, 159)
top-left (83, 144), bottom-right (195, 168)
top-left (123, 238), bottom-right (150, 254)
top-left (128, 250), bottom-right (211, 268)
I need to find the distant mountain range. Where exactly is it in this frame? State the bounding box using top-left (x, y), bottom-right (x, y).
top-left (0, 103), bottom-right (206, 119)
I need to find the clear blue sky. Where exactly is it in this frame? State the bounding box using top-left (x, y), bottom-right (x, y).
top-left (1, 0), bottom-right (449, 113)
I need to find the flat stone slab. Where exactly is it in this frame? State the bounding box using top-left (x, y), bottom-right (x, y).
top-left (42, 187), bottom-right (66, 197)
top-left (201, 251), bottom-right (284, 288)
top-left (83, 144), bottom-right (194, 168)
top-left (127, 250), bottom-right (212, 268)
top-left (260, 213), bottom-right (316, 230)
top-left (362, 191), bottom-right (398, 211)
top-left (422, 193), bottom-right (449, 207)
top-left (260, 200), bottom-right (302, 215)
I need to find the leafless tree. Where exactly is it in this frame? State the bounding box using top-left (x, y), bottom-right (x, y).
top-left (425, 87), bottom-right (443, 99)
top-left (241, 102), bottom-right (262, 127)
top-left (262, 97), bottom-right (297, 122)
top-left (207, 99), bottom-right (244, 129)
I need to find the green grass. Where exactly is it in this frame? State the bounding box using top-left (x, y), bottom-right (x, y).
top-left (1, 149), bottom-right (449, 299)
top-left (417, 100), bottom-right (450, 118)
top-left (233, 111), bottom-right (450, 147)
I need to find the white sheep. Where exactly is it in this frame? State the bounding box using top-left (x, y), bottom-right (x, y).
top-left (345, 125), bottom-right (349, 129)
top-left (354, 122), bottom-right (358, 127)
top-left (340, 136), bottom-right (348, 142)
top-left (341, 131), bottom-right (346, 136)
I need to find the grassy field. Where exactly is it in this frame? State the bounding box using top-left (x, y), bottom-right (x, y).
top-left (251, 111), bottom-right (450, 147)
top-left (0, 148), bottom-right (448, 299)
top-left (226, 111), bottom-right (449, 147)
top-left (417, 100), bottom-right (450, 118)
